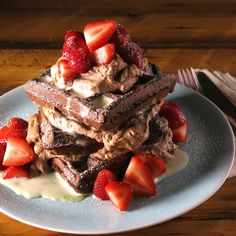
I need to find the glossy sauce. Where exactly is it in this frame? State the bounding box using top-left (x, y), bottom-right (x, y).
top-left (0, 172), bottom-right (86, 202)
top-left (0, 149), bottom-right (188, 202)
top-left (157, 148), bottom-right (189, 182)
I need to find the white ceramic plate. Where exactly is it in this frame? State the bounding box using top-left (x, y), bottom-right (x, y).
top-left (0, 84), bottom-right (234, 234)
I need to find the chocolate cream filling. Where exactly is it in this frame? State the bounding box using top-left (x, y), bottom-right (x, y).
top-left (27, 101), bottom-right (176, 174)
top-left (51, 54), bottom-right (149, 97)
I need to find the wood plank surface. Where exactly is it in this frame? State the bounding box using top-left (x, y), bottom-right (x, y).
top-left (0, 0), bottom-right (236, 49)
top-left (0, 0), bottom-right (236, 235)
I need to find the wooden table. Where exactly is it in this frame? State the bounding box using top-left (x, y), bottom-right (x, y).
top-left (0, 1), bottom-right (235, 235)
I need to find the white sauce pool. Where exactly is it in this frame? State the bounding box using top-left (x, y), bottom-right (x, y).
top-left (0, 172), bottom-right (86, 202)
top-left (157, 148), bottom-right (189, 182)
top-left (0, 149), bottom-right (188, 202)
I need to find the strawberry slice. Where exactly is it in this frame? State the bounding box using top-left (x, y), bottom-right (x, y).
top-left (57, 58), bottom-right (76, 82)
top-left (3, 136), bottom-right (34, 167)
top-left (172, 123), bottom-right (188, 142)
top-left (159, 102), bottom-right (188, 142)
top-left (111, 23), bottom-right (131, 48)
top-left (0, 144), bottom-right (6, 170)
top-left (123, 157), bottom-right (156, 197)
top-left (0, 126), bottom-right (27, 145)
top-left (93, 169), bottom-right (116, 200)
top-left (105, 181), bottom-right (132, 211)
top-left (68, 47), bottom-right (91, 74)
top-left (91, 43), bottom-right (115, 66)
top-left (118, 42), bottom-right (145, 69)
top-left (3, 166), bottom-right (29, 179)
top-left (135, 153), bottom-right (167, 179)
top-left (84, 20), bottom-right (117, 52)
top-left (7, 117), bottom-right (28, 130)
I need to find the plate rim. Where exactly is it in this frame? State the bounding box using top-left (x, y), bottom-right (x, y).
top-left (0, 84), bottom-right (235, 234)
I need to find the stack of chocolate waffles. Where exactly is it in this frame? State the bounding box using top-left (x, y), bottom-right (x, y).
top-left (24, 22), bottom-right (176, 194)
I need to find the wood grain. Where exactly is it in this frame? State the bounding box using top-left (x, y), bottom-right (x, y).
top-left (0, 0), bottom-right (236, 49)
top-left (0, 1), bottom-right (236, 235)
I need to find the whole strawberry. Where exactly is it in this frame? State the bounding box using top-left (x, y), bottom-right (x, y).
top-left (93, 169), bottom-right (116, 200)
top-left (7, 117), bottom-right (28, 130)
top-left (118, 42), bottom-right (145, 70)
top-left (111, 23), bottom-right (131, 48)
top-left (63, 31), bottom-right (89, 59)
top-left (68, 48), bottom-right (91, 74)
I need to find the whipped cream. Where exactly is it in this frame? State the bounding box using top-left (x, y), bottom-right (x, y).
top-left (51, 54), bottom-right (148, 98)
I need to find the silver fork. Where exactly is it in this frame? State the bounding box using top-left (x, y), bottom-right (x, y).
top-left (177, 68), bottom-right (236, 128)
top-left (177, 68), bottom-right (202, 93)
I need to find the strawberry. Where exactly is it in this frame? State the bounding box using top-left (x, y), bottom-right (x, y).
top-left (165, 101), bottom-right (179, 109)
top-left (3, 166), bottom-right (29, 179)
top-left (172, 123), bottom-right (188, 142)
top-left (0, 126), bottom-right (27, 145)
top-left (118, 42), bottom-right (145, 69)
top-left (63, 32), bottom-right (89, 59)
top-left (105, 181), bottom-right (132, 211)
top-left (135, 153), bottom-right (167, 179)
top-left (91, 43), bottom-right (115, 66)
top-left (68, 47), bottom-right (91, 74)
top-left (0, 144), bottom-right (6, 170)
top-left (63, 37), bottom-right (79, 59)
top-left (7, 117), bottom-right (28, 130)
top-left (111, 23), bottom-right (131, 48)
top-left (159, 103), bottom-right (188, 142)
top-left (123, 157), bottom-right (156, 197)
top-left (57, 58), bottom-right (76, 82)
top-left (84, 20), bottom-right (117, 52)
top-left (3, 136), bottom-right (34, 167)
top-left (65, 30), bottom-right (82, 41)
top-left (93, 169), bottom-right (116, 200)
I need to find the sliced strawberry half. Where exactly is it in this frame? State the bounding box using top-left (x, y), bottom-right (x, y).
top-left (172, 123), bottom-right (188, 142)
top-left (91, 43), bottom-right (115, 66)
top-left (105, 181), bottom-right (132, 211)
top-left (0, 126), bottom-right (27, 145)
top-left (118, 42), bottom-right (145, 69)
top-left (135, 153), bottom-right (167, 179)
top-left (3, 166), bottom-right (29, 179)
top-left (57, 58), bottom-right (76, 82)
top-left (0, 144), bottom-right (6, 170)
top-left (7, 117), bottom-right (28, 130)
top-left (159, 103), bottom-right (188, 142)
top-left (3, 136), bottom-right (34, 167)
top-left (93, 169), bottom-right (116, 200)
top-left (123, 157), bottom-right (156, 197)
top-left (84, 20), bottom-right (117, 52)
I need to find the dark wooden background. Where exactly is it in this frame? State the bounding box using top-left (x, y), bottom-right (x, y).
top-left (1, 0), bottom-right (236, 49)
top-left (0, 1), bottom-right (236, 235)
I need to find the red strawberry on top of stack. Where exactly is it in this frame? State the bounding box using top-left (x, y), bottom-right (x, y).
top-left (0, 117), bottom-right (34, 179)
top-left (51, 20), bottom-right (146, 85)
